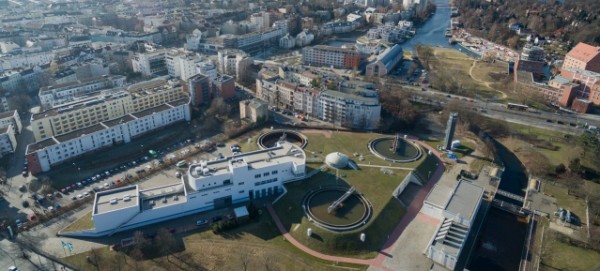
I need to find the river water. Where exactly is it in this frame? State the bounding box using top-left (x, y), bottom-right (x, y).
top-left (467, 140), bottom-right (529, 271)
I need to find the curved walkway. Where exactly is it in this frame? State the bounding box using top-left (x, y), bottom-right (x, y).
top-left (266, 140), bottom-right (445, 269)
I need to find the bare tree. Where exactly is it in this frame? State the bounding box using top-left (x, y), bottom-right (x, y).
top-left (239, 250), bottom-right (250, 271)
top-left (263, 251), bottom-right (277, 271)
top-left (155, 228), bottom-right (177, 261)
top-left (132, 231), bottom-right (149, 251)
top-left (129, 247), bottom-right (144, 271)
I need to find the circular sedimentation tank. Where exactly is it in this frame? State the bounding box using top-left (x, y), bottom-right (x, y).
top-left (368, 136), bottom-right (422, 163)
top-left (257, 130), bottom-right (308, 149)
top-left (303, 186), bottom-right (372, 232)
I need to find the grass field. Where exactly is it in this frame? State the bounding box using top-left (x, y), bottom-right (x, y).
top-left (540, 229), bottom-right (600, 271)
top-left (542, 183), bottom-right (587, 224)
top-left (61, 211), bottom-right (94, 233)
top-left (429, 47), bottom-right (506, 99)
top-left (64, 210), bottom-right (367, 271)
top-left (274, 166), bottom-right (408, 258)
top-left (301, 130), bottom-right (426, 168)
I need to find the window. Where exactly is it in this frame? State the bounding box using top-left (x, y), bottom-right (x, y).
top-left (263, 172), bottom-right (270, 177)
top-left (271, 170), bottom-right (278, 174)
top-left (239, 190), bottom-right (245, 194)
top-left (254, 174), bottom-right (261, 178)
top-left (238, 182), bottom-right (245, 185)
top-left (223, 179), bottom-right (231, 185)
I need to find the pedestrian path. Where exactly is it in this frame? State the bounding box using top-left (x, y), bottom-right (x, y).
top-left (266, 140), bottom-right (446, 269)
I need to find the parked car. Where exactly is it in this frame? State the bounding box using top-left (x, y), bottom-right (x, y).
top-left (196, 219), bottom-right (209, 226)
top-left (176, 160), bottom-right (187, 167)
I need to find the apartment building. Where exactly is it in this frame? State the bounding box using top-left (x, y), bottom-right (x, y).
top-left (26, 98), bottom-right (191, 174)
top-left (256, 77), bottom-right (381, 129)
top-left (302, 45), bottom-right (361, 69)
top-left (89, 142), bottom-right (305, 235)
top-left (0, 110), bottom-right (22, 133)
top-left (240, 99), bottom-right (269, 123)
top-left (39, 75), bottom-right (127, 110)
top-left (0, 123), bottom-right (17, 158)
top-left (562, 42), bottom-right (600, 74)
top-left (132, 45), bottom-right (167, 76)
top-left (0, 51), bottom-right (54, 71)
top-left (31, 79), bottom-right (186, 141)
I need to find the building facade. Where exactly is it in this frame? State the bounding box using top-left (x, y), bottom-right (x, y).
top-left (89, 142), bottom-right (305, 235)
top-left (0, 123), bottom-right (17, 158)
top-left (31, 79), bottom-right (186, 142)
top-left (39, 75), bottom-right (127, 110)
top-left (26, 98), bottom-right (191, 174)
top-left (240, 99), bottom-right (269, 123)
top-left (302, 45), bottom-right (361, 69)
top-left (0, 110), bottom-right (22, 133)
top-left (365, 44), bottom-right (403, 77)
top-left (561, 42), bottom-right (600, 74)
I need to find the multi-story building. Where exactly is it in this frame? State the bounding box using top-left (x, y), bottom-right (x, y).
top-left (213, 74), bottom-right (236, 99)
top-left (295, 30), bottom-right (314, 47)
top-left (217, 49), bottom-right (253, 78)
top-left (279, 34), bottom-right (296, 49)
top-left (88, 141), bottom-right (305, 235)
top-left (562, 43), bottom-right (600, 74)
top-left (257, 77), bottom-right (381, 129)
top-left (0, 110), bottom-right (22, 133)
top-left (521, 43), bottom-right (545, 62)
top-left (0, 51), bottom-right (54, 71)
top-left (132, 45), bottom-right (167, 76)
top-left (187, 74), bottom-right (212, 106)
top-left (240, 99), bottom-right (269, 123)
top-left (302, 45), bottom-right (361, 69)
top-left (365, 44), bottom-right (403, 77)
top-left (31, 78), bottom-right (186, 142)
top-left (0, 97), bottom-right (9, 113)
top-left (26, 98), bottom-right (191, 174)
top-left (39, 75), bottom-right (127, 110)
top-left (0, 123), bottom-right (17, 158)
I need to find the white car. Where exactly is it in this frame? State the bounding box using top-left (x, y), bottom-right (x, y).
top-left (8, 266), bottom-right (19, 271)
top-left (77, 194), bottom-right (83, 199)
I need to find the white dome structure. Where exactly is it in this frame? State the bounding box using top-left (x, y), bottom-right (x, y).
top-left (325, 152), bottom-right (349, 169)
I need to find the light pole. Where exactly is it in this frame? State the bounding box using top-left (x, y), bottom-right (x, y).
top-left (73, 163), bottom-right (80, 180)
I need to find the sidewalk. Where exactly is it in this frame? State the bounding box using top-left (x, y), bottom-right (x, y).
top-left (266, 140), bottom-right (445, 269)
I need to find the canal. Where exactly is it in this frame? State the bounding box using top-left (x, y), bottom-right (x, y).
top-left (467, 140), bottom-right (529, 271)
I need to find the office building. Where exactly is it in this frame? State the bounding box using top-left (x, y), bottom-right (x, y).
top-left (132, 45), bottom-right (167, 76)
top-left (88, 142), bottom-right (305, 235)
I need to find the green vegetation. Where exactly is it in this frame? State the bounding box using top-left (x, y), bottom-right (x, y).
top-left (427, 47), bottom-right (506, 99)
top-left (61, 211), bottom-right (94, 233)
top-left (274, 166), bottom-right (408, 258)
top-left (541, 230), bottom-right (600, 271)
top-left (543, 183), bottom-right (587, 224)
top-left (302, 131), bottom-right (425, 168)
top-left (65, 211), bottom-right (366, 271)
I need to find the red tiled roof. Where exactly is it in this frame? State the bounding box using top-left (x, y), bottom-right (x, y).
top-left (566, 43), bottom-right (600, 63)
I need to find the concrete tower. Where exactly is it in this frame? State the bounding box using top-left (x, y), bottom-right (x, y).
top-left (444, 112), bottom-right (458, 150)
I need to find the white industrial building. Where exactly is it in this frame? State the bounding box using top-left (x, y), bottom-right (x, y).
top-left (422, 180), bottom-right (484, 270)
top-left (26, 98), bottom-right (191, 173)
top-left (89, 142), bottom-right (306, 235)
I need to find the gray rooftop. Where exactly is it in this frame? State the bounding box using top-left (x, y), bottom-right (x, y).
top-left (444, 180), bottom-right (484, 222)
top-left (94, 186), bottom-right (139, 215)
top-left (139, 182), bottom-right (187, 211)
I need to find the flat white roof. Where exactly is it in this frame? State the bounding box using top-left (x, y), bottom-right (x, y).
top-left (94, 186), bottom-right (139, 215)
top-left (140, 182), bottom-right (187, 211)
top-left (189, 142), bottom-right (304, 180)
top-left (444, 180), bottom-right (484, 221)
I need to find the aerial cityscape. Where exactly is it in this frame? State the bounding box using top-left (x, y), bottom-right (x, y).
top-left (0, 0), bottom-right (600, 270)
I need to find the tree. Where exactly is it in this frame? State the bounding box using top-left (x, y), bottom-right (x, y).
top-left (7, 94), bottom-right (32, 114)
top-left (129, 247), bottom-right (144, 271)
top-left (555, 163), bottom-right (567, 175)
top-left (155, 228), bottom-right (177, 261)
top-left (239, 250), bottom-right (250, 271)
top-left (416, 45), bottom-right (434, 69)
top-left (132, 230), bottom-right (149, 251)
top-left (569, 158), bottom-right (582, 174)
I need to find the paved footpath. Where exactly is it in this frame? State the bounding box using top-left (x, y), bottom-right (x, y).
top-left (267, 140), bottom-right (445, 270)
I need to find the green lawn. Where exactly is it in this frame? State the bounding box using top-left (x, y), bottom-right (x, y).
top-left (302, 130), bottom-right (425, 168)
top-left (429, 47), bottom-right (501, 99)
top-left (274, 166), bottom-right (408, 258)
top-left (506, 122), bottom-right (597, 171)
top-left (541, 232), bottom-right (600, 271)
top-left (61, 211), bottom-right (94, 233)
top-left (542, 183), bottom-right (587, 222)
top-left (64, 210), bottom-right (367, 271)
